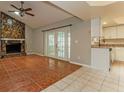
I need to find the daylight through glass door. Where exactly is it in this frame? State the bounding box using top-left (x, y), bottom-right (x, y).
top-left (45, 26), bottom-right (70, 60)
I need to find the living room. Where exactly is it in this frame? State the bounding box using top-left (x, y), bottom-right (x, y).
top-left (0, 1), bottom-right (124, 92)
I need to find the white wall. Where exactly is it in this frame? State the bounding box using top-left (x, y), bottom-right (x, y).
top-left (71, 20), bottom-right (91, 65)
top-left (32, 17), bottom-right (91, 66)
top-left (91, 17), bottom-right (102, 45)
top-left (25, 25), bottom-right (33, 54)
top-left (91, 17), bottom-right (102, 37)
top-left (32, 29), bottom-right (43, 55)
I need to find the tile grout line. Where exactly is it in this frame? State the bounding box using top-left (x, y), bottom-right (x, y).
top-left (52, 67), bottom-right (85, 91)
top-left (118, 61), bottom-right (121, 92)
top-left (58, 68), bottom-right (87, 91)
top-left (87, 72), bottom-right (106, 92)
top-left (63, 71), bottom-right (95, 91)
top-left (97, 73), bottom-right (107, 92)
top-left (43, 66), bottom-right (82, 91)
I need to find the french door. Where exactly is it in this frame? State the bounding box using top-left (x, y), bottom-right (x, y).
top-left (45, 27), bottom-right (70, 60)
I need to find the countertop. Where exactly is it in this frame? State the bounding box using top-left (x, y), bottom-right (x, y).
top-left (92, 44), bottom-right (124, 48)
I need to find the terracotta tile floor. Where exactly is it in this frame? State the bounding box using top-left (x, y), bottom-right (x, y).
top-left (42, 61), bottom-right (124, 92)
top-left (0, 55), bottom-right (81, 92)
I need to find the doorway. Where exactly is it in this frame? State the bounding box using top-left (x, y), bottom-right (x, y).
top-left (44, 26), bottom-right (70, 60)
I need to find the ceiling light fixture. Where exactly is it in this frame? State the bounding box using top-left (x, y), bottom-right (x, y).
top-left (14, 11), bottom-right (20, 15)
top-left (8, 1), bottom-right (34, 17)
top-left (103, 22), bottom-right (107, 25)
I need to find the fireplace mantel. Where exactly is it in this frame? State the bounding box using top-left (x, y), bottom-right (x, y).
top-left (1, 38), bottom-right (25, 41)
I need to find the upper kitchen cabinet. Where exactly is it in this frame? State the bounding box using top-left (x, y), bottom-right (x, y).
top-left (103, 27), bottom-right (116, 39)
top-left (103, 25), bottom-right (124, 39)
top-left (117, 25), bottom-right (124, 38)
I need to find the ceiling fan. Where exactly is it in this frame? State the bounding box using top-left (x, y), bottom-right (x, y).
top-left (8, 1), bottom-right (35, 17)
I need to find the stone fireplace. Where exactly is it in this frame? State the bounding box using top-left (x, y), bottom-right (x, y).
top-left (0, 12), bottom-right (26, 56)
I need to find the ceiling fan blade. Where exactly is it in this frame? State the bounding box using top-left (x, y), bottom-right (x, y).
top-left (25, 12), bottom-right (34, 16)
top-left (24, 8), bottom-right (32, 11)
top-left (11, 4), bottom-right (20, 10)
top-left (21, 1), bottom-right (24, 9)
top-left (8, 10), bottom-right (15, 12)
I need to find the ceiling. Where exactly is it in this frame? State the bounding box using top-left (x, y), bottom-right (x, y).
top-left (1, 1), bottom-right (124, 28)
top-left (86, 1), bottom-right (117, 6)
top-left (0, 1), bottom-right (72, 29)
top-left (50, 1), bottom-right (124, 27)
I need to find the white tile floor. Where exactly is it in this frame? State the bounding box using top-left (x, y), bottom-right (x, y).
top-left (41, 62), bottom-right (124, 92)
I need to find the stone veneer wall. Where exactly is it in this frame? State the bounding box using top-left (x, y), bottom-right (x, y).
top-left (0, 12), bottom-right (25, 54)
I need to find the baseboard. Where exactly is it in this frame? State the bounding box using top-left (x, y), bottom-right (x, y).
top-left (26, 52), bottom-right (34, 55)
top-left (26, 51), bottom-right (36, 55)
top-left (34, 53), bottom-right (43, 56)
top-left (70, 61), bottom-right (109, 72)
top-left (70, 61), bottom-right (91, 68)
top-left (90, 65), bottom-right (109, 72)
top-left (26, 53), bottom-right (109, 72)
top-left (26, 52), bottom-right (43, 56)
top-left (43, 55), bottom-right (70, 61)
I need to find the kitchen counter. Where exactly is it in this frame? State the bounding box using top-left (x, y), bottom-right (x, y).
top-left (92, 44), bottom-right (124, 48)
top-left (91, 48), bottom-right (111, 72)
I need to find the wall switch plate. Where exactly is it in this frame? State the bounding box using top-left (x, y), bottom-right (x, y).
top-left (77, 56), bottom-right (80, 59)
top-left (75, 40), bottom-right (78, 44)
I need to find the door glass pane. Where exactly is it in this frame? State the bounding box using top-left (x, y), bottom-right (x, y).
top-left (68, 32), bottom-right (70, 59)
top-left (57, 32), bottom-right (65, 58)
top-left (48, 33), bottom-right (55, 56)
